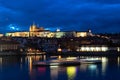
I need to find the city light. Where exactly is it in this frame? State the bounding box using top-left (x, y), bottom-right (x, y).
top-left (79, 46), bottom-right (108, 52)
top-left (58, 48), bottom-right (62, 52)
top-left (118, 47), bottom-right (120, 52)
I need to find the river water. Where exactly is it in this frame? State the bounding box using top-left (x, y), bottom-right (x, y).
top-left (0, 55), bottom-right (120, 80)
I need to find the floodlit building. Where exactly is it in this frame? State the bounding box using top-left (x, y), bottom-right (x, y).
top-left (6, 32), bottom-right (29, 37)
top-left (76, 29), bottom-right (92, 37)
top-left (76, 32), bottom-right (87, 37)
top-left (76, 45), bottom-right (108, 52)
top-left (55, 32), bottom-right (65, 38)
top-left (0, 34), bottom-right (4, 37)
top-left (6, 24), bottom-right (93, 38)
top-left (29, 24), bottom-right (50, 37)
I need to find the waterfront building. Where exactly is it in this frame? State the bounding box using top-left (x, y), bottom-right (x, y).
top-left (76, 45), bottom-right (108, 52)
top-left (0, 40), bottom-right (19, 51)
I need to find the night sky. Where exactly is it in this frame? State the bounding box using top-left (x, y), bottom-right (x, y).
top-left (0, 0), bottom-right (120, 33)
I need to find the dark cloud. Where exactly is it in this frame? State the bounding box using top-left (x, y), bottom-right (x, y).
top-left (0, 0), bottom-right (120, 33)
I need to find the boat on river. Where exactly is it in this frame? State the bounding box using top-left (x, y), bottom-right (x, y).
top-left (80, 58), bottom-right (102, 64)
top-left (33, 59), bottom-right (81, 66)
top-left (33, 57), bottom-right (102, 66)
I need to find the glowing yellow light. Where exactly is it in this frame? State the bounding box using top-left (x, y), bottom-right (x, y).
top-left (102, 57), bottom-right (108, 62)
top-left (80, 46), bottom-right (108, 52)
top-left (58, 55), bottom-right (61, 59)
top-left (86, 47), bottom-right (90, 51)
top-left (29, 57), bottom-right (32, 75)
top-left (96, 47), bottom-right (100, 51)
top-left (77, 32), bottom-right (87, 37)
top-left (81, 33), bottom-right (86, 37)
top-left (67, 67), bottom-right (76, 80)
top-left (81, 47), bottom-right (85, 51)
top-left (76, 49), bottom-right (79, 51)
top-left (58, 48), bottom-right (62, 52)
top-left (117, 47), bottom-right (120, 52)
top-left (91, 47), bottom-right (95, 51)
top-left (66, 57), bottom-right (77, 60)
top-left (102, 47), bottom-right (108, 51)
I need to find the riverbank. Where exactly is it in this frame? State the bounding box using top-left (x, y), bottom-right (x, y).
top-left (0, 51), bottom-right (46, 56)
top-left (0, 51), bottom-right (120, 57)
top-left (47, 51), bottom-right (120, 57)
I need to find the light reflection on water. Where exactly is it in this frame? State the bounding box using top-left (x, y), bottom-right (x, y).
top-left (0, 55), bottom-right (120, 80)
top-left (67, 66), bottom-right (77, 80)
top-left (24, 56), bottom-right (109, 80)
top-left (50, 65), bottom-right (59, 80)
top-left (101, 57), bottom-right (108, 76)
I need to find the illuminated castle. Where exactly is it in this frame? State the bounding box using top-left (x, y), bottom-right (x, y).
top-left (29, 24), bottom-right (44, 32)
top-left (6, 24), bottom-right (92, 38)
